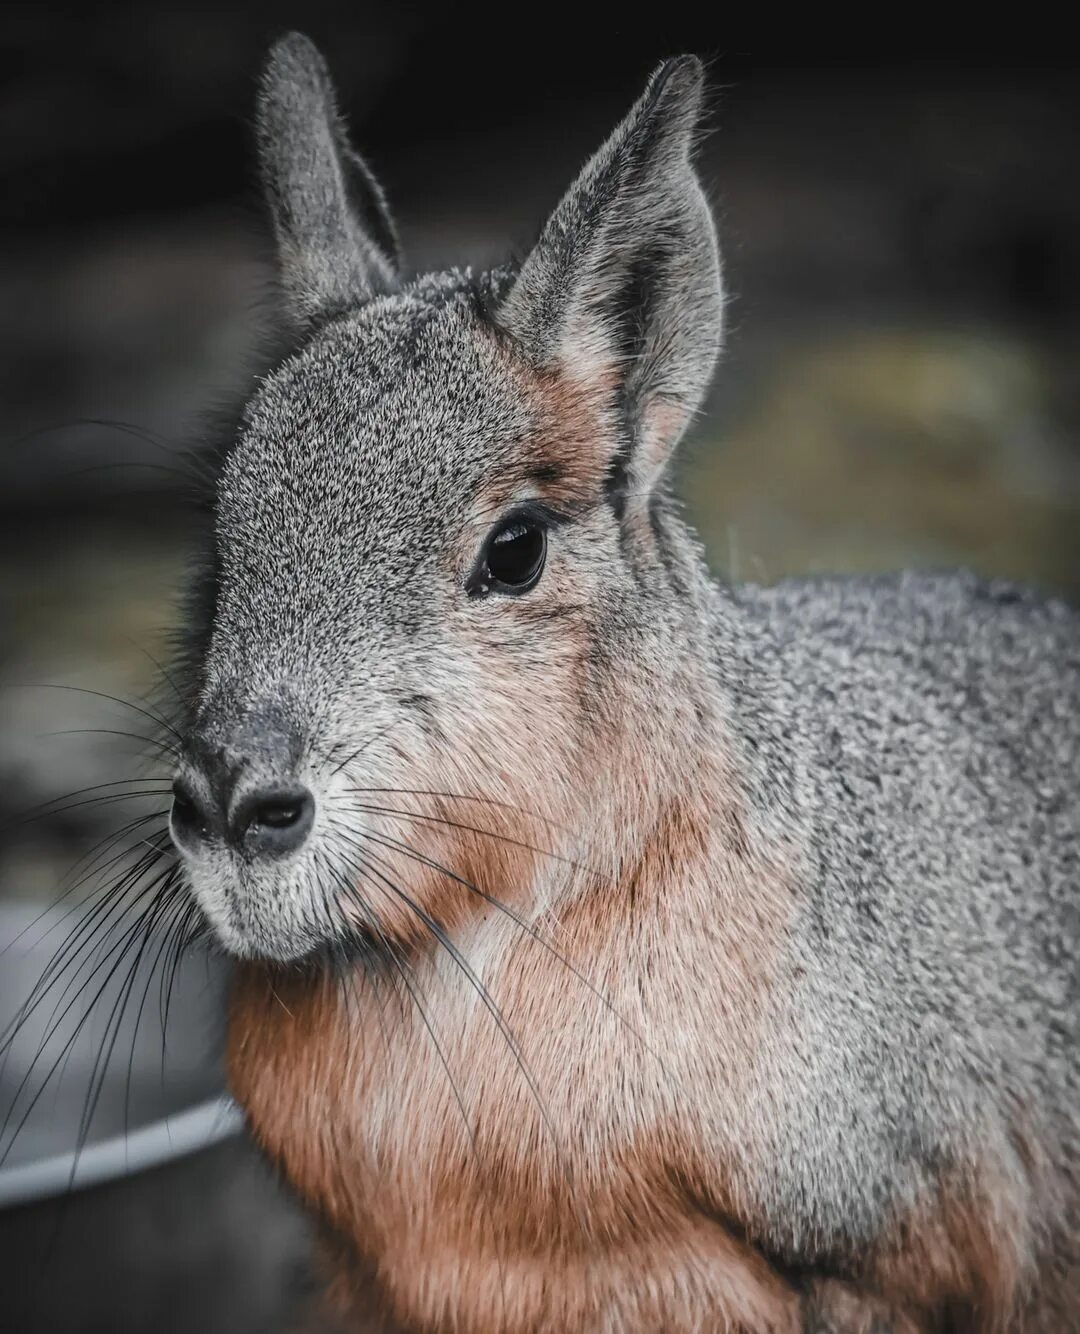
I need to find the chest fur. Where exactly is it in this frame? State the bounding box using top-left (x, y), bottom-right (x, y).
top-left (224, 812), bottom-right (1033, 1331)
top-left (226, 870), bottom-right (801, 1332)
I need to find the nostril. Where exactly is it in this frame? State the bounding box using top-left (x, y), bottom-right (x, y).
top-left (170, 778), bottom-right (212, 847)
top-left (232, 783), bottom-right (315, 856)
top-left (255, 796), bottom-right (305, 829)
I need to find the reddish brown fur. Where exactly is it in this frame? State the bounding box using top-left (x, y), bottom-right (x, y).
top-left (802, 1281), bottom-right (924, 1333)
top-left (868, 1181), bottom-right (1027, 1331)
top-left (468, 347), bottom-right (619, 520)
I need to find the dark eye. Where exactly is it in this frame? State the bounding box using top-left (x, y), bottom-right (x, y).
top-left (468, 513), bottom-right (548, 597)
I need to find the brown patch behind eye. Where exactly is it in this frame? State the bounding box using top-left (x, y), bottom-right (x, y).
top-left (472, 332), bottom-right (621, 521)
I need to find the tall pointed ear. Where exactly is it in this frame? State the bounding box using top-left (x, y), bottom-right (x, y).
top-left (256, 33), bottom-right (400, 328)
top-left (498, 57), bottom-right (722, 501)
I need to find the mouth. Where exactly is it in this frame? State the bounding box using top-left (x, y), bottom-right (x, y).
top-left (180, 864), bottom-right (326, 963)
top-left (178, 835), bottom-right (436, 971)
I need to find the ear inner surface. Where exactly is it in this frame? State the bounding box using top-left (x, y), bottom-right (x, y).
top-left (498, 56), bottom-right (724, 511)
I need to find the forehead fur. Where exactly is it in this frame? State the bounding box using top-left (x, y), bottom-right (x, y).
top-left (224, 271), bottom-right (535, 555)
top-left (200, 269), bottom-right (559, 716)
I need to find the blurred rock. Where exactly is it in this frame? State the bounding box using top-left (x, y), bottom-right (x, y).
top-left (685, 326), bottom-right (1080, 594)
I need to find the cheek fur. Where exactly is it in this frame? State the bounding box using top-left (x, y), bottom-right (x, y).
top-left (328, 649), bottom-right (588, 952)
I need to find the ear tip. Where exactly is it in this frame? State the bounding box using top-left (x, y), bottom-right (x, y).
top-left (661, 53), bottom-right (706, 82)
top-left (647, 54), bottom-right (706, 117)
top-left (261, 31), bottom-right (330, 102)
top-left (267, 30), bottom-right (324, 66)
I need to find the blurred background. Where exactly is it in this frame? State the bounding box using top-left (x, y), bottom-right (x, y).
top-left (1, 6), bottom-right (1078, 1331)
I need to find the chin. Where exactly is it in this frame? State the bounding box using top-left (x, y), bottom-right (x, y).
top-left (185, 863), bottom-right (339, 966)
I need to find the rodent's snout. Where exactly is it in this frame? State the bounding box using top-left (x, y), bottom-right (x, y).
top-left (169, 712), bottom-right (328, 959)
top-left (170, 737), bottom-right (315, 861)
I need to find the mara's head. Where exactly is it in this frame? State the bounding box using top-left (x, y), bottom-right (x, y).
top-left (170, 34), bottom-right (723, 963)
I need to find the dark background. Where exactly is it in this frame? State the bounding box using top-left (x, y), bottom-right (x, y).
top-left (1, 6), bottom-right (1078, 1331)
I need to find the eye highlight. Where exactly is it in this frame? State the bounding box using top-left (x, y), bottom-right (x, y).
top-left (467, 511), bottom-right (548, 598)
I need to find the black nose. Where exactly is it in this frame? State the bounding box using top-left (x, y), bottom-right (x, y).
top-left (171, 776), bottom-right (314, 858)
top-left (231, 783), bottom-right (315, 855)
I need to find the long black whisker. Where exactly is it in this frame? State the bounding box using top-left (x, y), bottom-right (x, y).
top-left (121, 636), bottom-right (190, 712)
top-left (44, 729), bottom-right (179, 757)
top-left (21, 855), bottom-right (176, 1063)
top-left (322, 856), bottom-right (512, 1319)
top-left (332, 836), bottom-right (579, 1217)
top-left (7, 416), bottom-right (173, 452)
top-left (13, 789), bottom-right (173, 831)
top-left (331, 820), bottom-right (669, 1081)
top-left (0, 812), bottom-right (171, 963)
top-left (12, 777), bottom-right (172, 825)
top-left (124, 883), bottom-right (189, 1144)
top-left (327, 723), bottom-right (396, 779)
top-left (14, 683), bottom-right (183, 742)
top-left (311, 848), bottom-right (373, 1041)
top-left (343, 785), bottom-right (568, 833)
top-left (18, 882), bottom-right (166, 1146)
top-left (62, 818), bottom-right (175, 899)
top-left (346, 800), bottom-right (585, 871)
top-left (1, 838), bottom-right (172, 1055)
top-left (159, 896), bottom-right (201, 1067)
top-left (75, 873), bottom-right (182, 1171)
top-left (21, 831), bottom-right (172, 989)
top-left (0, 865), bottom-right (179, 1166)
top-left (12, 834), bottom-right (175, 1067)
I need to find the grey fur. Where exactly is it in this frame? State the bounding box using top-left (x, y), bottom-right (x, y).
top-left (726, 570), bottom-right (1078, 1285)
top-left (256, 32), bottom-right (400, 327)
top-left (174, 33), bottom-right (1079, 1328)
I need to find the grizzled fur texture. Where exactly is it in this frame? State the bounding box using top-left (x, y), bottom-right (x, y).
top-left (172, 32), bottom-right (1079, 1333)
